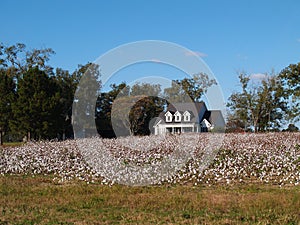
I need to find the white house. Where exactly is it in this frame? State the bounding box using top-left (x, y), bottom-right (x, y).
top-left (153, 102), bottom-right (225, 135)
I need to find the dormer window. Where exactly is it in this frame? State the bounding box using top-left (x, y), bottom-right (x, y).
top-left (165, 111), bottom-right (173, 122)
top-left (183, 111), bottom-right (191, 122)
top-left (174, 111), bottom-right (182, 122)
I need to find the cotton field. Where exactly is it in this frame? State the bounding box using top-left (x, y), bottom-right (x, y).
top-left (0, 133), bottom-right (299, 186)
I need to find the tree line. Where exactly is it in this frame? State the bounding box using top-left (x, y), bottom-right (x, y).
top-left (0, 42), bottom-right (218, 144)
top-left (227, 68), bottom-right (300, 132)
top-left (0, 42), bottom-right (299, 144)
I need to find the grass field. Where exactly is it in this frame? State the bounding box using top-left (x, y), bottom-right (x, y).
top-left (1, 175), bottom-right (300, 224)
top-left (1, 142), bottom-right (23, 148)
top-left (1, 133), bottom-right (299, 224)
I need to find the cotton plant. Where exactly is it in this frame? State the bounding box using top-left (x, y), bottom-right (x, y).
top-left (0, 133), bottom-right (299, 186)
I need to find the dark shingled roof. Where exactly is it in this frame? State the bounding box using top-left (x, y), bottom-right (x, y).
top-left (208, 110), bottom-right (226, 128)
top-left (153, 101), bottom-right (225, 130)
top-left (156, 101), bottom-right (208, 124)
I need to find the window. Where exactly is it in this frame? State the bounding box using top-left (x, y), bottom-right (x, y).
top-left (174, 111), bottom-right (182, 122)
top-left (166, 115), bottom-right (172, 122)
top-left (183, 111), bottom-right (191, 122)
top-left (165, 111), bottom-right (173, 122)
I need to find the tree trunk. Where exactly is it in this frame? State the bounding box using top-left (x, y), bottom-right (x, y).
top-left (27, 131), bottom-right (31, 142)
top-left (0, 131), bottom-right (3, 146)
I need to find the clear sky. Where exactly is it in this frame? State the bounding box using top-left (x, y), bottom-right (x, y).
top-left (1, 0), bottom-right (300, 101)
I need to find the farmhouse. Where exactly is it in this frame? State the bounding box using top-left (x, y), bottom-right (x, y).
top-left (153, 102), bottom-right (225, 135)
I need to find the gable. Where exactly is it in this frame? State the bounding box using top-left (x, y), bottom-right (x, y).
top-left (174, 111), bottom-right (182, 122)
top-left (209, 110), bottom-right (226, 128)
top-left (165, 111), bottom-right (173, 122)
top-left (183, 110), bottom-right (191, 121)
top-left (201, 118), bottom-right (212, 128)
top-left (165, 111), bottom-right (172, 117)
top-left (174, 111), bottom-right (181, 116)
top-left (183, 111), bottom-right (191, 116)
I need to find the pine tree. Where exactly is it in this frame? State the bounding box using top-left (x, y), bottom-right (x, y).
top-left (11, 67), bottom-right (60, 140)
top-left (0, 69), bottom-right (15, 144)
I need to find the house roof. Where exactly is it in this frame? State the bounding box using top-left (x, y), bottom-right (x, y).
top-left (168, 102), bottom-right (207, 123)
top-left (156, 101), bottom-right (208, 124)
top-left (208, 110), bottom-right (225, 127)
top-left (153, 101), bottom-right (225, 129)
top-left (167, 102), bottom-right (206, 114)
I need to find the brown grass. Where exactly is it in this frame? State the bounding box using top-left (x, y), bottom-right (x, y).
top-left (1, 175), bottom-right (300, 224)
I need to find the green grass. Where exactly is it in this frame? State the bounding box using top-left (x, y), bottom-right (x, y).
top-left (0, 175), bottom-right (300, 224)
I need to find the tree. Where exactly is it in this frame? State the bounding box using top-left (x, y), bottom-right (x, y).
top-left (164, 80), bottom-right (184, 103)
top-left (278, 63), bottom-right (300, 122)
top-left (129, 82), bottom-right (164, 135)
top-left (10, 67), bottom-right (60, 140)
top-left (52, 68), bottom-right (80, 139)
top-left (227, 73), bottom-right (287, 132)
top-left (225, 110), bottom-right (246, 133)
top-left (107, 82), bottom-right (164, 136)
top-left (0, 43), bottom-right (6, 66)
top-left (95, 82), bottom-right (129, 138)
top-left (180, 73), bottom-right (217, 102)
top-left (0, 42), bottom-right (60, 141)
top-left (25, 48), bottom-right (55, 74)
top-left (131, 82), bottom-right (161, 96)
top-left (164, 73), bottom-right (217, 103)
top-left (283, 124), bottom-right (299, 132)
top-left (129, 96), bottom-right (164, 135)
top-left (1, 43), bottom-right (54, 80)
top-left (0, 69), bottom-right (15, 144)
top-left (0, 42), bottom-right (109, 141)
top-left (72, 63), bottom-right (101, 138)
top-left (2, 43), bottom-right (26, 71)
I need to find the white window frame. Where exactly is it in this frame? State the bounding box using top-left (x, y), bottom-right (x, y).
top-left (165, 111), bottom-right (173, 122)
top-left (183, 111), bottom-right (191, 122)
top-left (166, 116), bottom-right (172, 122)
top-left (174, 111), bottom-right (182, 122)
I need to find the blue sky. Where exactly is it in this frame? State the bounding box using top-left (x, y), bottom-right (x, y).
top-left (1, 0), bottom-right (300, 101)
